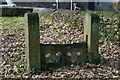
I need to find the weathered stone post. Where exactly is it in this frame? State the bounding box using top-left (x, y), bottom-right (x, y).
top-left (25, 13), bottom-right (41, 70)
top-left (84, 12), bottom-right (100, 63)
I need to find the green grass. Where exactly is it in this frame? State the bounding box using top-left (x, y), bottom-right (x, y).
top-left (1, 17), bottom-right (24, 30)
top-left (2, 27), bottom-right (9, 30)
top-left (6, 33), bottom-right (16, 36)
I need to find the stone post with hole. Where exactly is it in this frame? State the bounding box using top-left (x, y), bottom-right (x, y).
top-left (25, 13), bottom-right (41, 71)
top-left (84, 12), bottom-right (100, 63)
top-left (24, 12), bottom-right (101, 71)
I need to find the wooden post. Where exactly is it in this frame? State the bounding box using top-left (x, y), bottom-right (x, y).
top-left (25, 13), bottom-right (41, 70)
top-left (84, 12), bottom-right (100, 63)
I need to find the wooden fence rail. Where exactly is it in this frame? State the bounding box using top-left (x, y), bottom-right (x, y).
top-left (25, 12), bottom-right (100, 71)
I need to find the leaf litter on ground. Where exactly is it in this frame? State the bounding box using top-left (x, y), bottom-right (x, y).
top-left (0, 15), bottom-right (120, 79)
